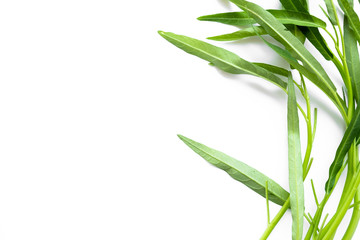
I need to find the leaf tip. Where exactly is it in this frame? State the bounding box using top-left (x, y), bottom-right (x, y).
top-left (158, 30), bottom-right (166, 36)
top-left (177, 134), bottom-right (185, 140)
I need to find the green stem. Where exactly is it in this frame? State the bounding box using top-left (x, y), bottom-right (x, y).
top-left (304, 195), bottom-right (329, 240)
top-left (342, 148), bottom-right (360, 239)
top-left (321, 168), bottom-right (360, 240)
top-left (259, 198), bottom-right (290, 240)
top-left (342, 190), bottom-right (360, 239)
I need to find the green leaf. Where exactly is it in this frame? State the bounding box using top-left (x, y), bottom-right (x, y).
top-left (253, 62), bottom-right (290, 77)
top-left (198, 10), bottom-right (326, 28)
top-left (198, 11), bottom-right (254, 26)
top-left (280, 0), bottom-right (307, 13)
top-left (324, 0), bottom-right (338, 25)
top-left (325, 106), bottom-right (360, 193)
top-left (178, 135), bottom-right (290, 206)
top-left (257, 34), bottom-right (317, 79)
top-left (344, 17), bottom-right (360, 103)
top-left (158, 31), bottom-right (287, 90)
top-left (279, 0), bottom-right (334, 60)
top-left (207, 26), bottom-right (267, 41)
top-left (338, 0), bottom-right (360, 43)
top-left (287, 75), bottom-right (304, 240)
top-left (338, 0), bottom-right (354, 12)
top-left (229, 0), bottom-right (340, 109)
top-left (285, 25), bottom-right (306, 70)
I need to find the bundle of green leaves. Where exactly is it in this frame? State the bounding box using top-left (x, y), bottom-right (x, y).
top-left (159, 0), bottom-right (360, 239)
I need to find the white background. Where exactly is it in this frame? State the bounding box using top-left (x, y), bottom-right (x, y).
top-left (0, 0), bottom-right (358, 239)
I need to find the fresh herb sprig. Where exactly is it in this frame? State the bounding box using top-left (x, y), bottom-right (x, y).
top-left (159, 0), bottom-right (360, 238)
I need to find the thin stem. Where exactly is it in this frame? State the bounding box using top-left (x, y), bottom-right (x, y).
top-left (305, 213), bottom-right (312, 225)
top-left (311, 179), bottom-right (319, 206)
top-left (259, 198), bottom-right (290, 240)
top-left (265, 181), bottom-right (270, 225)
top-left (343, 190), bottom-right (360, 239)
top-left (321, 168), bottom-right (360, 240)
top-left (320, 213), bottom-right (329, 231)
top-left (342, 149), bottom-right (360, 239)
top-left (304, 194), bottom-right (330, 240)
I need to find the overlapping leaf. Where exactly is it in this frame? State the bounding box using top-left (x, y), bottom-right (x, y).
top-left (178, 135), bottom-right (290, 206)
top-left (158, 31), bottom-right (287, 89)
top-left (279, 0), bottom-right (334, 60)
top-left (229, 0), bottom-right (339, 107)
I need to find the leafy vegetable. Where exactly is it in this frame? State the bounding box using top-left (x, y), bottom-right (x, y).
top-left (159, 0), bottom-right (360, 238)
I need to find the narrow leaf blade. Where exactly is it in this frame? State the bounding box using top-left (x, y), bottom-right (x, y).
top-left (344, 17), bottom-right (360, 103)
top-left (158, 31), bottom-right (287, 89)
top-left (287, 75), bottom-right (304, 240)
top-left (198, 10), bottom-right (326, 28)
top-left (253, 62), bottom-right (290, 77)
top-left (198, 12), bottom-right (254, 26)
top-left (178, 135), bottom-right (290, 206)
top-left (326, 106), bottom-right (360, 193)
top-left (208, 26), bottom-right (267, 41)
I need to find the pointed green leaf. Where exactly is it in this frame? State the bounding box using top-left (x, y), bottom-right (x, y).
top-left (178, 135), bottom-right (290, 206)
top-left (279, 0), bottom-right (334, 60)
top-left (287, 75), bottom-right (304, 240)
top-left (229, 0), bottom-right (341, 110)
top-left (207, 26), bottom-right (267, 41)
top-left (338, 0), bottom-right (360, 43)
top-left (344, 17), bottom-right (360, 103)
top-left (198, 11), bottom-right (254, 26)
top-left (253, 62), bottom-right (290, 77)
top-left (198, 10), bottom-right (326, 28)
top-left (326, 106), bottom-right (360, 193)
top-left (158, 31), bottom-right (287, 89)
